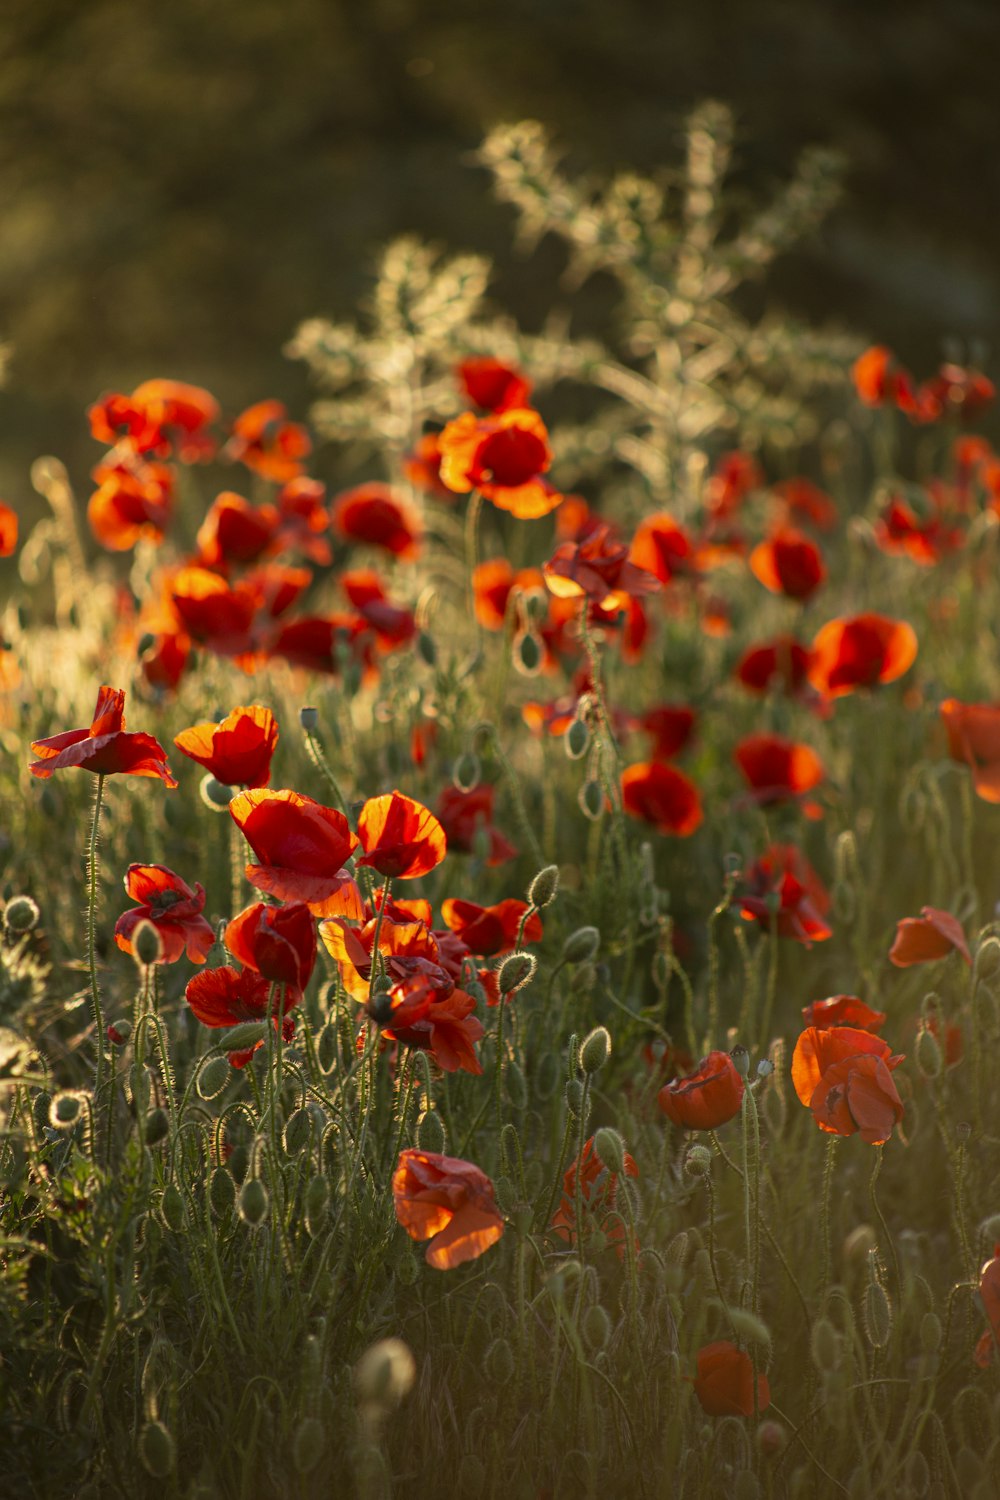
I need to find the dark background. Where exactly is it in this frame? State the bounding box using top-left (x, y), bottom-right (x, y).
top-left (1, 0), bottom-right (998, 501)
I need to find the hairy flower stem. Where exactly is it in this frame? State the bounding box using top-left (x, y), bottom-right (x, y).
top-left (869, 1144), bottom-right (900, 1298)
top-left (303, 725), bottom-right (351, 820)
top-left (86, 773), bottom-right (107, 1150)
top-left (464, 489), bottom-right (484, 668)
top-left (820, 1135), bottom-right (838, 1295)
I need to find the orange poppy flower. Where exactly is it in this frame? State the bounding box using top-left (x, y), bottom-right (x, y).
top-left (402, 432), bottom-right (453, 499)
top-left (88, 458), bottom-right (174, 551)
top-left (801, 996), bottom-right (886, 1032)
top-left (809, 1052), bottom-right (904, 1144)
top-left (174, 705), bottom-right (278, 789)
top-left (872, 495), bottom-right (963, 566)
top-left (320, 913), bottom-right (444, 1003)
top-left (273, 476), bottom-right (333, 563)
top-left (658, 1051), bottom-right (745, 1130)
top-left (551, 1135), bottom-right (639, 1256)
top-left (114, 864), bottom-right (215, 965)
top-left (628, 511), bottom-right (697, 584)
top-left (91, 380), bottom-right (219, 461)
top-left (941, 699), bottom-right (1000, 802)
top-left (545, 524), bottom-right (661, 610)
top-left (438, 407), bottom-right (562, 518)
top-left (771, 478), bottom-right (838, 532)
top-left (357, 791), bottom-right (447, 879)
top-left (340, 570), bottom-right (416, 652)
top-left (29, 685), bottom-right (177, 786)
top-left (184, 963), bottom-right (296, 1066)
top-left (169, 563), bottom-right (310, 664)
top-left (735, 637), bottom-right (813, 698)
top-left (331, 484), bottom-right (422, 560)
top-left (734, 733), bottom-right (824, 808)
top-left (888, 906), bottom-right (971, 967)
top-left (195, 492), bottom-right (278, 568)
top-left (440, 898), bottom-right (542, 957)
top-left (749, 529), bottom-right (825, 601)
top-left (224, 900), bottom-right (317, 995)
top-left (382, 983), bottom-right (485, 1074)
top-left (638, 704), bottom-right (697, 760)
top-left (436, 785), bottom-right (516, 866)
top-left (621, 761), bottom-right (703, 837)
top-left (975, 1246), bottom-right (1000, 1367)
top-left (457, 356), bottom-right (532, 412)
top-left (230, 788), bottom-right (360, 916)
top-left (852, 346), bottom-right (915, 410)
top-left (791, 1025), bottom-right (901, 1104)
top-left (139, 630), bottom-right (191, 693)
top-left (808, 614), bottom-right (918, 697)
top-left (705, 451), bottom-right (763, 521)
top-left (0, 501), bottom-right (16, 556)
top-left (692, 1341), bottom-right (770, 1417)
top-left (226, 400), bottom-right (311, 483)
top-left (739, 844), bottom-right (832, 945)
top-left (472, 558), bottom-right (546, 631)
top-left (392, 1149), bottom-right (504, 1269)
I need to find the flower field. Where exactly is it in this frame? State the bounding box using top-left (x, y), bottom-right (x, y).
top-left (3, 108), bottom-right (1000, 1498)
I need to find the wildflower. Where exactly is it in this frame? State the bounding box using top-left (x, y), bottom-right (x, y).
top-left (734, 637), bottom-right (814, 699)
top-left (734, 733), bottom-right (824, 809)
top-left (749, 529), bottom-right (825, 601)
top-left (184, 963), bottom-right (296, 1067)
top-left (807, 613), bottom-right (918, 697)
top-left (138, 630), bottom-right (191, 694)
top-left (457, 356), bottom-right (532, 412)
top-left (438, 406), bottom-right (562, 518)
top-left (230, 788), bottom-right (360, 917)
top-left (792, 1026), bottom-right (904, 1144)
top-left (551, 1135), bottom-right (639, 1256)
top-left (273, 476), bottom-right (333, 563)
top-left (621, 761), bottom-right (703, 837)
top-left (917, 362), bottom-right (995, 422)
top-left (888, 906), bottom-right (971, 967)
top-left (770, 478), bottom-right (838, 531)
top-left (174, 705), bottom-right (278, 789)
top-left (402, 432), bottom-right (452, 499)
top-left (872, 493), bottom-right (963, 566)
top-left (114, 864), bottom-right (214, 965)
top-left (628, 511), bottom-right (697, 584)
top-left (738, 844), bottom-right (832, 945)
top-left (195, 492), bottom-right (278, 567)
top-left (658, 1051), bottom-right (745, 1130)
top-left (852, 346), bottom-right (916, 411)
top-left (940, 699), bottom-right (1000, 802)
top-left (357, 792), bottom-right (447, 880)
top-left (692, 1341), bottom-right (770, 1417)
top-left (224, 901), bottom-right (317, 996)
top-left (29, 684), bottom-right (177, 786)
top-left (705, 451), bottom-right (763, 521)
top-left (472, 558), bottom-right (546, 631)
top-left (320, 913), bottom-right (445, 1002)
top-left (801, 996), bottom-right (886, 1032)
top-left (440, 898), bottom-right (542, 957)
top-left (88, 457), bottom-right (174, 551)
top-left (544, 523), bottom-right (660, 610)
top-left (437, 784), bottom-right (517, 866)
top-left (0, 501), bottom-right (16, 555)
top-left (90, 379), bottom-right (219, 460)
top-left (340, 570), bottom-right (417, 652)
top-left (974, 1246), bottom-right (1000, 1367)
top-left (392, 1149), bottom-right (504, 1269)
top-left (331, 483), bottom-right (422, 559)
top-left (638, 705), bottom-right (697, 760)
top-left (381, 982), bottom-right (485, 1075)
top-left (226, 400), bottom-right (311, 482)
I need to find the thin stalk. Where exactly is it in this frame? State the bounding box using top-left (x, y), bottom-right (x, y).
top-left (86, 773), bottom-right (107, 1146)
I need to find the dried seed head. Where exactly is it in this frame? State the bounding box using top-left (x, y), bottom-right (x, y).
top-left (299, 706), bottom-right (319, 732)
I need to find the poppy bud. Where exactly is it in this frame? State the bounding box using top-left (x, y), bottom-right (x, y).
top-left (756, 1420), bottom-right (788, 1458)
top-left (299, 706), bottom-right (319, 732)
top-left (4, 895), bottom-right (39, 933)
top-left (756, 1058), bottom-right (774, 1079)
top-left (582, 1304), bottom-right (612, 1352)
top-left (453, 752), bottom-right (481, 793)
top-left (562, 926), bottom-right (600, 964)
top-left (498, 951), bottom-right (536, 994)
top-left (521, 588), bottom-right (548, 625)
top-left (578, 779), bottom-right (604, 820)
top-left (416, 1108), bottom-right (446, 1153)
top-left (593, 1126), bottom-right (627, 1176)
top-left (283, 1106), bottom-right (312, 1155)
top-left (210, 1165), bottom-right (235, 1218)
top-left (915, 1024), bottom-right (942, 1079)
top-left (727, 1308), bottom-right (771, 1349)
top-left (305, 1174), bottom-right (330, 1234)
top-left (138, 1420), bottom-right (176, 1479)
top-left (160, 1182), bottom-right (186, 1232)
top-left (527, 864), bottom-right (560, 909)
top-left (238, 1177), bottom-right (270, 1227)
top-left (50, 1092), bottom-right (82, 1129)
top-left (196, 1055), bottom-right (230, 1101)
top-left (199, 773), bottom-right (234, 811)
top-left (565, 1077), bottom-right (586, 1116)
top-left (842, 1224), bottom-right (877, 1265)
top-left (863, 1257), bottom-right (892, 1350)
top-left (579, 1026), bottom-right (611, 1074)
top-left (416, 630), bottom-right (437, 667)
top-left (133, 920), bottom-right (163, 968)
top-left (107, 1019), bottom-right (132, 1046)
top-left (809, 1317), bottom-right (841, 1373)
top-left (292, 1417), bottom-right (325, 1476)
top-left (514, 630), bottom-right (542, 675)
top-left (354, 1338), bottom-right (416, 1412)
top-left (684, 1144), bottom-right (712, 1176)
top-left (566, 718), bottom-right (590, 760)
top-left (219, 1021), bottom-right (269, 1054)
top-left (144, 1108), bottom-right (170, 1146)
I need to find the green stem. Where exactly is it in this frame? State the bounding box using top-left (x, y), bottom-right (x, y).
top-left (86, 773), bottom-right (106, 1148)
top-left (869, 1143), bottom-right (900, 1297)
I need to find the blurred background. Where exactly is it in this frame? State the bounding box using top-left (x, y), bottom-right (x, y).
top-left (0, 0), bottom-right (998, 502)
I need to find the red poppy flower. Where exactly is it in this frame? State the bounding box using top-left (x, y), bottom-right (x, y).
top-left (91, 379), bottom-right (219, 461)
top-left (658, 1051), bottom-right (745, 1130)
top-left (88, 460), bottom-right (174, 551)
top-left (0, 502), bottom-right (16, 556)
top-left (472, 559), bottom-right (546, 631)
top-left (437, 785), bottom-right (517, 866)
top-left (184, 963), bottom-right (296, 1067)
top-left (808, 614), bottom-right (918, 697)
top-left (852, 346), bottom-right (916, 411)
top-left (692, 1341), bottom-right (770, 1417)
top-left (226, 400), bottom-right (311, 483)
top-left (734, 733), bottom-right (825, 807)
top-left (195, 492), bottom-right (278, 568)
top-left (638, 705), bottom-right (697, 760)
top-left (273, 476), bottom-right (333, 563)
top-left (230, 789), bottom-right (360, 916)
top-left (622, 761), bottom-right (702, 837)
top-left (457, 356), bottom-right (532, 413)
top-left (705, 452), bottom-right (763, 521)
top-left (440, 898), bottom-right (542, 957)
top-left (801, 996), bottom-right (886, 1032)
top-left (382, 984), bottom-right (485, 1075)
top-left (139, 630), bottom-right (192, 693)
top-left (749, 529), bottom-right (826, 601)
top-left (917, 363), bottom-right (995, 422)
top-left (268, 614), bottom-right (367, 677)
top-left (320, 913), bottom-right (444, 1002)
top-left (393, 1149), bottom-right (504, 1269)
top-left (872, 495), bottom-right (963, 566)
top-left (791, 1025), bottom-right (904, 1138)
top-left (340, 570), bottom-right (417, 652)
top-left (357, 792), bottom-right (447, 880)
top-left (739, 844), bottom-right (832, 945)
top-left (438, 407), bottom-right (562, 518)
top-left (174, 705), bottom-right (278, 789)
top-left (114, 864), bottom-right (215, 965)
top-left (628, 511), bottom-right (697, 584)
top-left (169, 563), bottom-right (310, 664)
top-left (224, 901), bottom-right (317, 995)
top-left (545, 524), bottom-right (661, 610)
top-left (735, 637), bottom-right (814, 698)
top-left (975, 1246), bottom-right (1000, 1367)
top-left (941, 699), bottom-right (1000, 802)
top-left (331, 484), bottom-right (422, 560)
top-left (29, 685), bottom-right (177, 786)
top-left (402, 432), bottom-right (453, 499)
top-left (551, 1135), bottom-right (639, 1256)
top-left (771, 478), bottom-right (838, 531)
top-left (888, 906), bottom-right (971, 967)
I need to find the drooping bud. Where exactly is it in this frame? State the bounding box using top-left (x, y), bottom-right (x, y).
top-left (452, 752), bottom-right (481, 793)
top-left (354, 1338), bottom-right (416, 1414)
top-left (592, 1126), bottom-right (627, 1176)
top-left (578, 779), bottom-right (604, 820)
top-left (527, 864), bottom-right (560, 909)
top-left (107, 1019), bottom-right (132, 1047)
top-left (562, 926), bottom-right (600, 964)
top-left (578, 1026), bottom-right (611, 1074)
top-left (133, 920), bottom-right (163, 969)
top-left (144, 1108), bottom-right (170, 1146)
top-left (684, 1143), bottom-right (712, 1177)
top-left (138, 1420), bottom-right (176, 1478)
top-left (498, 951), bottom-right (537, 995)
top-left (566, 718), bottom-right (590, 760)
top-left (196, 1055), bottom-right (230, 1101)
top-left (416, 1108), bottom-right (446, 1153)
top-left (238, 1177), bottom-right (270, 1227)
top-left (199, 773), bottom-right (234, 811)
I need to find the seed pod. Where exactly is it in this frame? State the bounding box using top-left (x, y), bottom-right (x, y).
top-left (238, 1177), bottom-right (270, 1227)
top-left (144, 1108), bottom-right (170, 1147)
top-left (210, 1165), bottom-right (235, 1218)
top-left (138, 1420), bottom-right (176, 1479)
top-left (527, 864), bottom-right (560, 909)
top-left (579, 1026), bottom-right (611, 1074)
top-left (197, 1055), bottom-right (230, 1101)
top-left (160, 1183), bottom-right (186, 1232)
top-left (292, 1417), bottom-right (325, 1476)
top-left (562, 926), bottom-right (600, 964)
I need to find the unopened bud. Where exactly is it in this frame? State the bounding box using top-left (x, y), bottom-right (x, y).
top-left (282, 1106), bottom-right (312, 1155)
top-left (565, 1077), bottom-right (586, 1116)
top-left (842, 1224), bottom-right (877, 1265)
top-left (416, 631), bottom-right (436, 667)
top-left (757, 1420), bottom-right (788, 1458)
top-left (144, 1107), bottom-right (170, 1146)
top-left (292, 1417), bottom-right (325, 1476)
top-left (810, 1316), bottom-right (841, 1373)
top-left (582, 1304), bottom-right (612, 1352)
top-left (4, 895), bottom-right (39, 933)
top-left (578, 779), bottom-right (604, 820)
top-left (915, 1025), bottom-right (942, 1079)
top-left (684, 1143), bottom-right (712, 1176)
top-left (593, 1127), bottom-right (627, 1176)
top-left (562, 926), bottom-right (600, 964)
top-left (498, 951), bottom-right (536, 995)
top-left (107, 1019), bottom-right (132, 1047)
top-left (727, 1307), bottom-right (771, 1349)
top-left (138, 1420), bottom-right (176, 1479)
top-left (160, 1182), bottom-right (186, 1232)
top-left (238, 1177), bottom-right (270, 1227)
top-left (50, 1092), bottom-right (83, 1129)
top-left (416, 1109), bottom-right (446, 1153)
top-left (579, 1026), bottom-right (611, 1074)
top-left (133, 920), bottom-right (163, 968)
top-left (527, 864), bottom-right (560, 909)
top-left (453, 752), bottom-right (480, 793)
top-left (210, 1165), bottom-right (236, 1217)
top-left (566, 719), bottom-right (590, 760)
top-left (199, 773), bottom-right (234, 811)
top-left (354, 1338), bottom-right (416, 1412)
top-left (197, 1055), bottom-right (230, 1101)
top-left (514, 630), bottom-right (542, 676)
